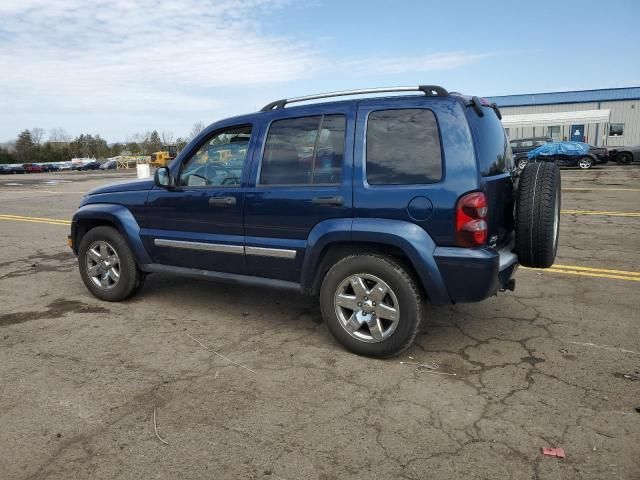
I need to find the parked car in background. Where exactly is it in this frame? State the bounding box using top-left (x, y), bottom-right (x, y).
top-left (57, 162), bottom-right (74, 171)
top-left (77, 161), bottom-right (101, 171)
top-left (527, 141), bottom-right (608, 169)
top-left (22, 163), bottom-right (43, 173)
top-left (100, 159), bottom-right (117, 170)
top-left (70, 85), bottom-right (561, 357)
top-left (609, 145), bottom-right (640, 165)
top-left (510, 137), bottom-right (553, 169)
top-left (1, 164), bottom-right (27, 174)
top-left (39, 163), bottom-right (60, 172)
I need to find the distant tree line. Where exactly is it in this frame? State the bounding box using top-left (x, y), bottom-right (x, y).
top-left (0, 122), bottom-right (206, 164)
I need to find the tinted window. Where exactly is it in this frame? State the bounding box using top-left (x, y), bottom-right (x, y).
top-left (468, 106), bottom-right (514, 176)
top-left (366, 109), bottom-right (442, 185)
top-left (609, 123), bottom-right (624, 137)
top-left (547, 126), bottom-right (561, 141)
top-left (260, 115), bottom-right (345, 185)
top-left (180, 126), bottom-right (251, 187)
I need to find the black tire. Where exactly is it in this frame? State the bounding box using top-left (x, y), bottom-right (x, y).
top-left (319, 254), bottom-right (424, 358)
top-left (617, 152), bottom-right (632, 165)
top-left (77, 226), bottom-right (143, 301)
top-left (578, 156), bottom-right (593, 169)
top-left (515, 162), bottom-right (561, 268)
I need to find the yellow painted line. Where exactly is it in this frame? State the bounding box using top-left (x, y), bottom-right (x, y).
top-left (552, 264), bottom-right (640, 277)
top-left (561, 209), bottom-right (640, 217)
top-left (563, 187), bottom-right (640, 192)
top-left (0, 214), bottom-right (71, 226)
top-left (523, 266), bottom-right (640, 282)
top-left (544, 268), bottom-right (640, 282)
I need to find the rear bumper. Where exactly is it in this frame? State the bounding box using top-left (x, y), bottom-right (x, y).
top-left (433, 241), bottom-right (518, 303)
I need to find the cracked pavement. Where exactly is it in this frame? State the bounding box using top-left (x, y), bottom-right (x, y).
top-left (0, 167), bottom-right (639, 479)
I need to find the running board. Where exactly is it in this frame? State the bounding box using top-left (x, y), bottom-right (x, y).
top-left (140, 263), bottom-right (302, 292)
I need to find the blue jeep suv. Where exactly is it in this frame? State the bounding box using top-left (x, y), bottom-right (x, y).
top-left (70, 85), bottom-right (561, 357)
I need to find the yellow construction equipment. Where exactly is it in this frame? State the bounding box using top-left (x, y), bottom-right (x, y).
top-left (150, 145), bottom-right (178, 168)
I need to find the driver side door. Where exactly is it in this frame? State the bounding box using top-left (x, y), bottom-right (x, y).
top-left (142, 124), bottom-right (253, 274)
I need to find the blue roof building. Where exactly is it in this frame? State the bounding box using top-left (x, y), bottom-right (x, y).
top-left (486, 87), bottom-right (640, 147)
top-left (487, 87), bottom-right (640, 108)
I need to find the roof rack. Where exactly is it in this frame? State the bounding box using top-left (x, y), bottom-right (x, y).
top-left (260, 85), bottom-right (449, 112)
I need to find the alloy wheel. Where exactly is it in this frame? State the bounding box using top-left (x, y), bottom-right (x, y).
top-left (85, 240), bottom-right (121, 290)
top-left (334, 273), bottom-right (400, 343)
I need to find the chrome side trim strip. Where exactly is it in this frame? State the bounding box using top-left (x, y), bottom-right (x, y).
top-left (153, 239), bottom-right (296, 259)
top-left (246, 246), bottom-right (297, 259)
top-left (154, 238), bottom-right (244, 255)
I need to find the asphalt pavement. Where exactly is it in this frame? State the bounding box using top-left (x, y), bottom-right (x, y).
top-left (0, 166), bottom-right (639, 480)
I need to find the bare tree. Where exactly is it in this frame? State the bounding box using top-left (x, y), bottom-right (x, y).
top-left (30, 127), bottom-right (45, 146)
top-left (189, 121), bottom-right (205, 140)
top-left (49, 127), bottom-right (71, 143)
top-left (161, 131), bottom-right (174, 145)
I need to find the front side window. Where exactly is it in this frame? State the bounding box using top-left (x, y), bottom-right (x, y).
top-left (259, 115), bottom-right (345, 185)
top-left (609, 123), bottom-right (624, 137)
top-left (366, 109), bottom-right (442, 185)
top-left (179, 126), bottom-right (251, 187)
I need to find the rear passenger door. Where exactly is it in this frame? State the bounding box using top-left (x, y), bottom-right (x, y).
top-left (243, 104), bottom-right (355, 282)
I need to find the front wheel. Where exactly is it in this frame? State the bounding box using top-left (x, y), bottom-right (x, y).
top-left (578, 156), bottom-right (593, 169)
top-left (319, 254), bottom-right (424, 358)
top-left (78, 226), bottom-right (144, 301)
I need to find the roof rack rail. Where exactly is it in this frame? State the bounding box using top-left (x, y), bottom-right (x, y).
top-left (260, 85), bottom-right (448, 112)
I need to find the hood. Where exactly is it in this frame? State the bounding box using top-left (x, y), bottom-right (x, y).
top-left (87, 178), bottom-right (154, 195)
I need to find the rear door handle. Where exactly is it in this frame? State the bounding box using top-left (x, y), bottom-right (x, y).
top-left (209, 196), bottom-right (236, 207)
top-left (311, 196), bottom-right (343, 206)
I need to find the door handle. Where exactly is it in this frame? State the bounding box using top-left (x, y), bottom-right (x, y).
top-left (209, 196), bottom-right (236, 207)
top-left (311, 196), bottom-right (343, 206)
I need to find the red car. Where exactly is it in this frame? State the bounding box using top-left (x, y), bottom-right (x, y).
top-left (22, 163), bottom-right (43, 173)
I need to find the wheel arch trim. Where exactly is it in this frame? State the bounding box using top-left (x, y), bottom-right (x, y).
top-left (300, 217), bottom-right (450, 304)
top-left (71, 204), bottom-right (151, 265)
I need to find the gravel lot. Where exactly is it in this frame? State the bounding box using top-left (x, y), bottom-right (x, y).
top-left (1, 166), bottom-right (639, 480)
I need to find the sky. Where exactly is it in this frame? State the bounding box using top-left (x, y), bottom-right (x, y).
top-left (1, 0), bottom-right (639, 143)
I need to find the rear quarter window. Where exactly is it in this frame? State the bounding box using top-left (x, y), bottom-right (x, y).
top-left (468, 107), bottom-right (514, 176)
top-left (366, 108), bottom-right (442, 185)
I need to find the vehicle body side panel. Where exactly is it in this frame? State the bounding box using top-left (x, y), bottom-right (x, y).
top-left (352, 97), bottom-right (479, 247)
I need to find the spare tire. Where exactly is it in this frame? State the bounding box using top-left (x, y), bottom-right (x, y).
top-left (515, 162), bottom-right (561, 268)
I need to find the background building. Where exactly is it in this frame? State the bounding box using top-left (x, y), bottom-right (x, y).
top-left (488, 87), bottom-right (640, 147)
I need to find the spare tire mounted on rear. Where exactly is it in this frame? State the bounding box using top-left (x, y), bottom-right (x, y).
top-left (515, 162), bottom-right (561, 268)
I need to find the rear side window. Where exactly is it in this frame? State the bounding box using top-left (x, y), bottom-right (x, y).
top-left (259, 114), bottom-right (345, 185)
top-left (468, 107), bottom-right (514, 176)
top-left (366, 109), bottom-right (442, 185)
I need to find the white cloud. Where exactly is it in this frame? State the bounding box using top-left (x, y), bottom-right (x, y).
top-left (343, 52), bottom-right (493, 76)
top-left (0, 0), bottom-right (491, 140)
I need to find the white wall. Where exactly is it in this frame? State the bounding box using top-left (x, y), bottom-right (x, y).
top-left (501, 100), bottom-right (640, 146)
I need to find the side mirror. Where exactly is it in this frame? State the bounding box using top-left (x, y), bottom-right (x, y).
top-left (154, 167), bottom-right (172, 188)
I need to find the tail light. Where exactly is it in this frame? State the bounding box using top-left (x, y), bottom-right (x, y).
top-left (455, 192), bottom-right (488, 247)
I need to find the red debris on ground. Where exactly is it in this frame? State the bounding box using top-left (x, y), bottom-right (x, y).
top-left (541, 447), bottom-right (566, 458)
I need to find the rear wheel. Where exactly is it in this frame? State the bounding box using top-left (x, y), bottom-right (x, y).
top-left (578, 156), bottom-right (593, 169)
top-left (320, 254), bottom-right (423, 358)
top-left (78, 226), bottom-right (143, 301)
top-left (617, 152), bottom-right (632, 165)
top-left (515, 162), bottom-right (561, 268)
